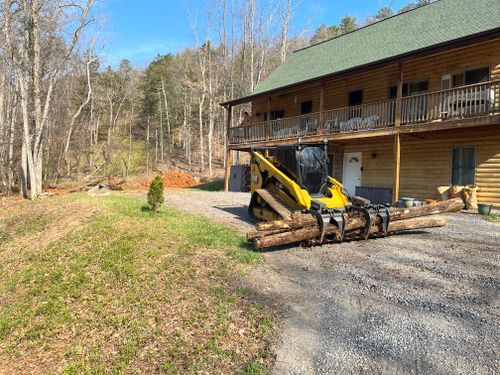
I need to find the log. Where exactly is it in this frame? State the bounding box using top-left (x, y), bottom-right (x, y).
top-left (254, 198), bottom-right (464, 232)
top-left (253, 216), bottom-right (447, 249)
top-left (247, 228), bottom-right (289, 241)
top-left (346, 216), bottom-right (447, 238)
top-left (389, 198), bottom-right (463, 220)
top-left (251, 200), bottom-right (462, 245)
top-left (107, 179), bottom-right (126, 191)
top-left (254, 213), bottom-right (317, 231)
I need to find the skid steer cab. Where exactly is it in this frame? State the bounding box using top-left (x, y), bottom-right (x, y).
top-left (248, 142), bottom-right (390, 243)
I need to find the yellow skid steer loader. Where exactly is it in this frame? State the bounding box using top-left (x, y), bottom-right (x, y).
top-left (248, 143), bottom-right (390, 243)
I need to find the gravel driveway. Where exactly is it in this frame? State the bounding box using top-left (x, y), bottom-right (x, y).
top-left (167, 190), bottom-right (500, 375)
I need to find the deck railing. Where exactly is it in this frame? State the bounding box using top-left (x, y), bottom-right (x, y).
top-left (228, 121), bottom-right (268, 144)
top-left (401, 80), bottom-right (500, 124)
top-left (270, 113), bottom-right (320, 139)
top-left (228, 80), bottom-right (500, 144)
top-left (323, 99), bottom-right (397, 134)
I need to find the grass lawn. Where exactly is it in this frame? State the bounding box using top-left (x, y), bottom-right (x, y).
top-left (191, 179), bottom-right (225, 192)
top-left (0, 193), bottom-right (274, 374)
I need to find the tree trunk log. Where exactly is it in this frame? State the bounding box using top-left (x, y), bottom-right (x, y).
top-left (247, 228), bottom-right (289, 241)
top-left (253, 216), bottom-right (447, 250)
top-left (254, 198), bottom-right (464, 232)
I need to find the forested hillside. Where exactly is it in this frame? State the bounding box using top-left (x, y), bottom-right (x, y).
top-left (0, 0), bottom-right (434, 199)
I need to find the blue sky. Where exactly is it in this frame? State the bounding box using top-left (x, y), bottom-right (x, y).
top-left (97, 0), bottom-right (414, 67)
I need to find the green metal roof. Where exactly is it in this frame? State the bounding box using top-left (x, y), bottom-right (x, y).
top-left (252, 0), bottom-right (500, 96)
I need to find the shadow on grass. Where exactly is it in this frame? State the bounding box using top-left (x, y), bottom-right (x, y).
top-left (140, 205), bottom-right (153, 212)
top-left (192, 179), bottom-right (224, 192)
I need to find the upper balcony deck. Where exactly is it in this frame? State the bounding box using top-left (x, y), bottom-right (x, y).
top-left (228, 80), bottom-right (500, 148)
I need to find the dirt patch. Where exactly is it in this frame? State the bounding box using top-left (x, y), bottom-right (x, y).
top-left (161, 171), bottom-right (199, 188)
top-left (122, 171), bottom-right (200, 190)
top-left (41, 170), bottom-right (201, 197)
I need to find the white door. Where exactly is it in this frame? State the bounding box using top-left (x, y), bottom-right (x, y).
top-left (342, 152), bottom-right (362, 196)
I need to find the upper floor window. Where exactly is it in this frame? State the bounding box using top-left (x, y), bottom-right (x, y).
top-left (389, 80), bottom-right (429, 98)
top-left (269, 110), bottom-right (284, 120)
top-left (301, 100), bottom-right (313, 115)
top-left (348, 90), bottom-right (363, 106)
top-left (263, 110), bottom-right (285, 121)
top-left (452, 66), bottom-right (490, 87)
top-left (407, 81), bottom-right (429, 96)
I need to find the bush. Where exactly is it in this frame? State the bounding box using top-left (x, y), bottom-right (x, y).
top-left (147, 176), bottom-right (165, 212)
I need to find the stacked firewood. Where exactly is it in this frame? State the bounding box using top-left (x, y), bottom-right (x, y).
top-left (248, 198), bottom-right (465, 250)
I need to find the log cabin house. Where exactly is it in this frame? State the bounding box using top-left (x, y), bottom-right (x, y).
top-left (221, 0), bottom-right (500, 207)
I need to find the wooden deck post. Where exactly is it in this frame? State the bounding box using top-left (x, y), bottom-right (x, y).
top-left (393, 134), bottom-right (401, 204)
top-left (266, 96), bottom-right (271, 140)
top-left (319, 82), bottom-right (325, 134)
top-left (224, 105), bottom-right (232, 192)
top-left (392, 63), bottom-right (403, 205)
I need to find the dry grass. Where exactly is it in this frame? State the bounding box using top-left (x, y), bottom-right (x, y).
top-left (0, 194), bottom-right (274, 374)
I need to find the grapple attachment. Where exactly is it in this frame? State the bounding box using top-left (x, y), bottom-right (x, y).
top-left (307, 200), bottom-right (391, 244)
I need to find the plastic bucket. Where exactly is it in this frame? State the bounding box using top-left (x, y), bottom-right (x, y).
top-left (401, 197), bottom-right (415, 208)
top-left (477, 203), bottom-right (492, 215)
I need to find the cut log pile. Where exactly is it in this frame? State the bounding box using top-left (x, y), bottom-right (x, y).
top-left (248, 198), bottom-right (465, 250)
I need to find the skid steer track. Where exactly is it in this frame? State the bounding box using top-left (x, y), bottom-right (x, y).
top-left (255, 189), bottom-right (293, 220)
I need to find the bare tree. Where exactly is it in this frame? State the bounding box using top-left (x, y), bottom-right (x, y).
top-left (0, 0), bottom-right (309, 194)
top-left (279, 0), bottom-right (292, 63)
top-left (160, 79), bottom-right (172, 146)
top-left (61, 48), bottom-right (97, 176)
top-left (2, 0), bottom-right (96, 199)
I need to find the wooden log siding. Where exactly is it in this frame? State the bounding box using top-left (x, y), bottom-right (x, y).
top-left (402, 37), bottom-right (500, 92)
top-left (339, 127), bottom-right (500, 207)
top-left (251, 38), bottom-right (500, 117)
top-left (229, 80), bottom-right (500, 144)
top-left (226, 38), bottom-right (500, 144)
top-left (400, 128), bottom-right (500, 205)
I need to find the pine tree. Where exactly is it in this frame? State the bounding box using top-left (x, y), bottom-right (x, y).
top-left (147, 175), bottom-right (165, 212)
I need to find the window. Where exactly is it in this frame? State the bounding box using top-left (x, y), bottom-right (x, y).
top-left (407, 81), bottom-right (428, 95)
top-left (389, 86), bottom-right (397, 99)
top-left (270, 110), bottom-right (285, 120)
top-left (453, 73), bottom-right (464, 87)
top-left (389, 81), bottom-right (429, 122)
top-left (441, 74), bottom-right (451, 90)
top-left (264, 110), bottom-right (284, 121)
top-left (348, 90), bottom-right (363, 119)
top-left (389, 80), bottom-right (429, 98)
top-left (301, 100), bottom-right (313, 115)
top-left (348, 90), bottom-right (363, 106)
top-left (465, 67), bottom-right (490, 85)
top-left (451, 147), bottom-right (476, 186)
top-left (452, 67), bottom-right (490, 88)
